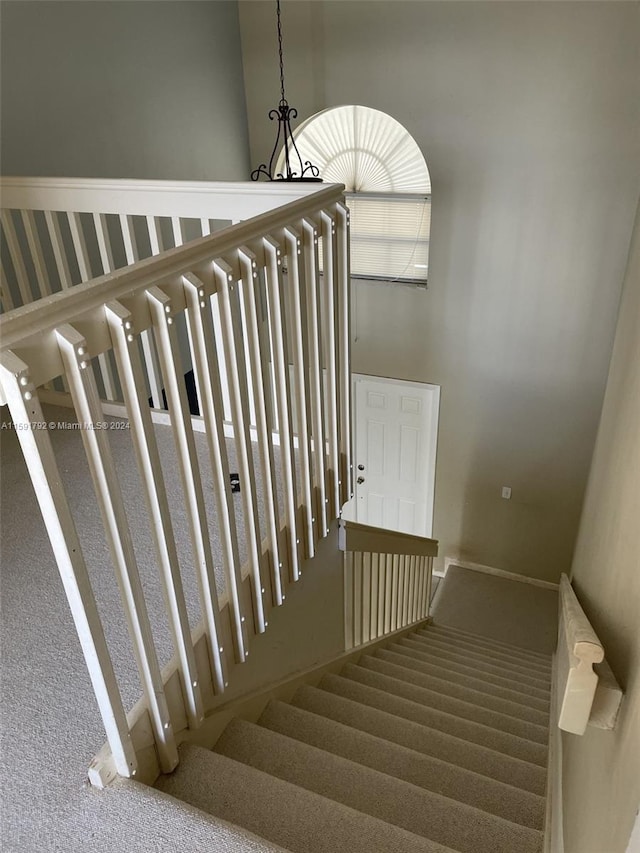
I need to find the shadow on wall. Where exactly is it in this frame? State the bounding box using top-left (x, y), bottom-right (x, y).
top-left (350, 169), bottom-right (489, 378)
top-left (457, 381), bottom-right (600, 583)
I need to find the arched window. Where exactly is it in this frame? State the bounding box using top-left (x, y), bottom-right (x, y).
top-left (280, 105), bottom-right (431, 283)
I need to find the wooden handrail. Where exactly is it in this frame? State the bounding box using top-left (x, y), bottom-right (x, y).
top-left (557, 574), bottom-right (604, 735)
top-left (556, 574), bottom-right (623, 734)
top-left (560, 574), bottom-right (604, 663)
top-left (0, 176), bottom-right (329, 221)
top-left (339, 519), bottom-right (438, 558)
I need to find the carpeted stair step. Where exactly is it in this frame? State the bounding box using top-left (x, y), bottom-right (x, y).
top-left (428, 622), bottom-right (552, 662)
top-left (258, 699), bottom-right (546, 830)
top-left (348, 661), bottom-right (549, 744)
top-left (121, 777), bottom-right (293, 853)
top-left (413, 630), bottom-right (552, 681)
top-left (214, 719), bottom-right (544, 853)
top-left (408, 633), bottom-right (551, 687)
top-left (393, 639), bottom-right (551, 704)
top-left (414, 626), bottom-right (551, 681)
top-left (156, 743), bottom-right (455, 853)
top-left (419, 625), bottom-right (552, 674)
top-left (374, 649), bottom-right (550, 724)
top-left (321, 672), bottom-right (548, 766)
top-left (291, 685), bottom-right (547, 795)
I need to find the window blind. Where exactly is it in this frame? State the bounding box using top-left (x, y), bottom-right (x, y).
top-left (347, 193), bottom-right (430, 281)
top-left (280, 105), bottom-right (432, 282)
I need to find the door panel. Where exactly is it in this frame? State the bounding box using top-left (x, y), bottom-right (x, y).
top-left (346, 375), bottom-right (439, 537)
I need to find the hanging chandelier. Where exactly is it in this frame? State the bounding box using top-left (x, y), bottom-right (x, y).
top-left (251, 1), bottom-right (321, 182)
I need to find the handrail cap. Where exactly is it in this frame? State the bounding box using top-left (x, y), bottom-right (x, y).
top-left (560, 574), bottom-right (604, 664)
top-left (339, 519), bottom-right (438, 557)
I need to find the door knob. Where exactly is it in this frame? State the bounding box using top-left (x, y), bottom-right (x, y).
top-left (357, 476), bottom-right (365, 485)
top-left (357, 464), bottom-right (365, 471)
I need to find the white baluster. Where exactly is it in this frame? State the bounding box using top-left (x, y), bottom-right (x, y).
top-left (119, 214), bottom-right (163, 410)
top-left (146, 286), bottom-right (228, 694)
top-left (0, 351), bottom-right (137, 779)
top-left (302, 218), bottom-right (328, 539)
top-left (391, 554), bottom-right (400, 632)
top-left (0, 260), bottom-right (15, 312)
top-left (321, 210), bottom-right (340, 519)
top-left (44, 210), bottom-right (72, 291)
top-left (344, 551), bottom-right (354, 651)
top-left (56, 324), bottom-right (179, 771)
top-left (93, 213), bottom-right (115, 275)
top-left (106, 300), bottom-right (204, 729)
top-left (68, 212), bottom-right (117, 400)
top-left (353, 551), bottom-right (363, 648)
top-left (238, 247), bottom-right (284, 602)
top-left (213, 259), bottom-right (266, 634)
top-left (335, 202), bottom-right (352, 504)
top-left (284, 226), bottom-right (314, 558)
top-left (183, 272), bottom-right (247, 663)
top-left (384, 554), bottom-right (393, 635)
top-left (264, 236), bottom-right (301, 581)
top-left (146, 216), bottom-right (165, 256)
top-left (1, 210), bottom-right (31, 306)
top-left (21, 210), bottom-right (51, 297)
top-left (362, 552), bottom-right (371, 644)
top-left (370, 552), bottom-right (380, 641)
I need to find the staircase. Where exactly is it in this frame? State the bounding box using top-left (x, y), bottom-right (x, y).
top-left (156, 621), bottom-right (551, 852)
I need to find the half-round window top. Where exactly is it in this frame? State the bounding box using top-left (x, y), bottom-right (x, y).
top-left (277, 106), bottom-right (431, 284)
top-left (280, 106), bottom-right (431, 283)
top-left (280, 104), bottom-right (430, 193)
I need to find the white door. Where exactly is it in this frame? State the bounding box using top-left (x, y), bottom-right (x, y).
top-left (342, 375), bottom-right (440, 537)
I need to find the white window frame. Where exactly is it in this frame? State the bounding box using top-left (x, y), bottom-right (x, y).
top-left (278, 106), bottom-right (431, 285)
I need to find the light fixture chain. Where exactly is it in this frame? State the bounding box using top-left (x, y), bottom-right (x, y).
top-left (251, 0), bottom-right (320, 181)
top-left (276, 0), bottom-right (286, 104)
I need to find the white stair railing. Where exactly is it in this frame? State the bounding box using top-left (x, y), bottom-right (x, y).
top-left (0, 177), bottom-right (347, 407)
top-left (339, 520), bottom-right (438, 650)
top-left (0, 180), bottom-right (352, 786)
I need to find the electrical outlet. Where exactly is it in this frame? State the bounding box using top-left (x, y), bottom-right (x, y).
top-left (501, 486), bottom-right (512, 500)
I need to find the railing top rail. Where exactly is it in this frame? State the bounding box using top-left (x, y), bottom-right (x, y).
top-left (0, 176), bottom-right (334, 220)
top-left (0, 183), bottom-right (345, 354)
top-left (560, 573), bottom-right (604, 664)
top-left (339, 519), bottom-right (438, 557)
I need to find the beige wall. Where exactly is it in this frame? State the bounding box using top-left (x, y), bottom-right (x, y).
top-left (219, 524), bottom-right (346, 702)
top-left (561, 197), bottom-right (640, 853)
top-left (240, 1), bottom-right (640, 582)
top-left (1, 1), bottom-right (250, 180)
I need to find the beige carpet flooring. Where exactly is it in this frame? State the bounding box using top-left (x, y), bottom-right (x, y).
top-left (431, 565), bottom-right (558, 654)
top-left (0, 404), bottom-right (288, 853)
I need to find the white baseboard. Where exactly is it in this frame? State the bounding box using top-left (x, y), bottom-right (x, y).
top-left (545, 652), bottom-right (564, 853)
top-left (38, 389), bottom-right (300, 448)
top-left (444, 557), bottom-right (559, 590)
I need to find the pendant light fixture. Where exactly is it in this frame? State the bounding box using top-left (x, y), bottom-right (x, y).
top-left (251, 1), bottom-right (321, 182)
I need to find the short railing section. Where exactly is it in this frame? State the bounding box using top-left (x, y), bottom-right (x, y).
top-left (556, 573), bottom-right (623, 735)
top-left (339, 520), bottom-right (438, 650)
top-left (0, 178), bottom-right (352, 786)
